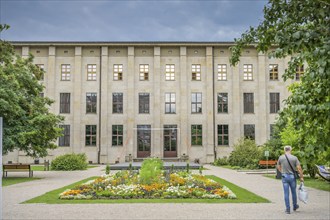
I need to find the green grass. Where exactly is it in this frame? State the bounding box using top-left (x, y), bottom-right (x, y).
top-left (263, 174), bottom-right (330, 192)
top-left (31, 165), bottom-right (99, 171)
top-left (2, 177), bottom-right (41, 187)
top-left (24, 175), bottom-right (269, 204)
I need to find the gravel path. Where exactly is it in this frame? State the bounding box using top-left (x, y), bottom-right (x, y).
top-left (2, 165), bottom-right (329, 220)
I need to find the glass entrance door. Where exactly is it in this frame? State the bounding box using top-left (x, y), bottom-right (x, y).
top-left (137, 125), bottom-right (151, 158)
top-left (163, 125), bottom-right (177, 157)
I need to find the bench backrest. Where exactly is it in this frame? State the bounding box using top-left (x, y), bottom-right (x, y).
top-left (3, 164), bottom-right (30, 169)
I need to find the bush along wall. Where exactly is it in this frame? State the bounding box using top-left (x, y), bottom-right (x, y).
top-left (51, 153), bottom-right (88, 171)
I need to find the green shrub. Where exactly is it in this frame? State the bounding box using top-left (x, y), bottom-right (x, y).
top-left (228, 138), bottom-right (262, 169)
top-left (213, 156), bottom-right (229, 166)
top-left (51, 153), bottom-right (88, 171)
top-left (105, 164), bottom-right (110, 175)
top-left (139, 158), bottom-right (163, 185)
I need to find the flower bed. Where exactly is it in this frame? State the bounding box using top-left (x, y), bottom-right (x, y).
top-left (59, 171), bottom-right (237, 200)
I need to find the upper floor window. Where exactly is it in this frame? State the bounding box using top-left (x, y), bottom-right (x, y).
top-left (86, 93), bottom-right (97, 113)
top-left (217, 64), bottom-right (227, 81)
top-left (217, 93), bottom-right (228, 113)
top-left (85, 125), bottom-right (97, 146)
top-left (295, 65), bottom-right (304, 81)
top-left (165, 64), bottom-right (175, 81)
top-left (139, 64), bottom-right (149, 81)
top-left (59, 125), bottom-right (70, 147)
top-left (61, 64), bottom-right (71, 81)
top-left (112, 125), bottom-right (123, 146)
top-left (113, 93), bottom-right (123, 113)
top-left (269, 64), bottom-right (278, 80)
top-left (60, 93), bottom-right (70, 114)
top-left (270, 93), bottom-right (280, 113)
top-left (218, 124), bottom-right (229, 145)
top-left (165, 93), bottom-right (176, 114)
top-left (87, 64), bottom-right (97, 81)
top-left (191, 125), bottom-right (202, 146)
top-left (114, 64), bottom-right (123, 81)
top-left (191, 93), bottom-right (202, 113)
top-left (243, 93), bottom-right (254, 113)
top-left (36, 64), bottom-right (45, 80)
top-left (139, 93), bottom-right (150, 114)
top-left (192, 64), bottom-right (201, 81)
top-left (244, 124), bottom-right (255, 140)
top-left (243, 64), bottom-right (253, 81)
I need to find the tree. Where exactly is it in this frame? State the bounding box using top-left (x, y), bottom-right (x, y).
top-left (0, 24), bottom-right (64, 158)
top-left (230, 0), bottom-right (330, 177)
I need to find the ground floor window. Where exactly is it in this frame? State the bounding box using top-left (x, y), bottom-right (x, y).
top-left (218, 124), bottom-right (229, 145)
top-left (59, 125), bottom-right (70, 146)
top-left (244, 124), bottom-right (255, 140)
top-left (112, 125), bottom-right (123, 146)
top-left (137, 125), bottom-right (151, 157)
top-left (164, 125), bottom-right (177, 157)
top-left (191, 124), bottom-right (202, 145)
top-left (85, 125), bottom-right (97, 146)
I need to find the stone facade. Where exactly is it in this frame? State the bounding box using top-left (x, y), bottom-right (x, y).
top-left (4, 42), bottom-right (295, 164)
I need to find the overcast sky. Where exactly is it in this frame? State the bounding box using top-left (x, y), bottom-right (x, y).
top-left (1, 0), bottom-right (267, 41)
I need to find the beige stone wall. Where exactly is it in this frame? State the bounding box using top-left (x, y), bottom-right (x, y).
top-left (3, 43), bottom-right (291, 164)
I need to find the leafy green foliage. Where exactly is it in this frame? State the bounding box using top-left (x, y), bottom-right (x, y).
top-left (51, 153), bottom-right (88, 171)
top-left (0, 24), bottom-right (64, 157)
top-left (228, 139), bottom-right (263, 169)
top-left (139, 158), bottom-right (163, 185)
top-left (213, 156), bottom-right (229, 166)
top-left (105, 164), bottom-right (110, 175)
top-left (230, 0), bottom-right (330, 177)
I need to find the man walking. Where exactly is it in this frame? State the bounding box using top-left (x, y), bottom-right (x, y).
top-left (277, 145), bottom-right (304, 214)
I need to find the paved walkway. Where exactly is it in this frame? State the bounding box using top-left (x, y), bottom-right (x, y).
top-left (2, 165), bottom-right (330, 220)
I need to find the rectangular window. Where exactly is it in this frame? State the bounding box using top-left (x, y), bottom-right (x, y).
top-left (114, 64), bottom-right (123, 81)
top-left (86, 93), bottom-right (97, 113)
top-left (191, 93), bottom-right (202, 113)
top-left (269, 64), bottom-right (278, 80)
top-left (217, 64), bottom-right (227, 81)
top-left (59, 125), bottom-right (70, 146)
top-left (243, 64), bottom-right (253, 81)
top-left (295, 65), bottom-right (304, 81)
top-left (85, 125), bottom-right (97, 146)
top-left (270, 93), bottom-right (280, 113)
top-left (165, 64), bottom-right (175, 81)
top-left (218, 124), bottom-right (229, 145)
top-left (60, 93), bottom-right (70, 113)
top-left (243, 93), bottom-right (254, 113)
top-left (244, 124), bottom-right (255, 140)
top-left (137, 125), bottom-right (151, 151)
top-left (139, 64), bottom-right (149, 81)
top-left (112, 125), bottom-right (123, 146)
top-left (217, 93), bottom-right (228, 113)
top-left (36, 64), bottom-right (45, 80)
top-left (191, 125), bottom-right (202, 146)
top-left (192, 64), bottom-right (201, 81)
top-left (165, 93), bottom-right (176, 113)
top-left (112, 93), bottom-right (123, 113)
top-left (61, 64), bottom-right (71, 81)
top-left (139, 93), bottom-right (150, 114)
top-left (87, 64), bottom-right (97, 81)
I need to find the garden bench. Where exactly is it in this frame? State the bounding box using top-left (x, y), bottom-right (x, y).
top-left (2, 164), bottom-right (33, 177)
top-left (258, 160), bottom-right (277, 168)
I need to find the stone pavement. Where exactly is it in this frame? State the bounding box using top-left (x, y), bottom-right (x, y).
top-left (2, 165), bottom-right (329, 220)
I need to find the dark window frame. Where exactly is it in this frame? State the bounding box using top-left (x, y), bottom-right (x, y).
top-left (137, 125), bottom-right (151, 151)
top-left (85, 125), bottom-right (97, 146)
top-left (270, 93), bottom-right (280, 113)
top-left (139, 93), bottom-right (150, 114)
top-left (59, 125), bottom-right (70, 147)
top-left (269, 64), bottom-right (278, 80)
top-left (217, 93), bottom-right (228, 113)
top-left (243, 93), bottom-right (254, 113)
top-left (60, 93), bottom-right (70, 113)
top-left (112, 125), bottom-right (123, 146)
top-left (191, 124), bottom-right (203, 146)
top-left (112, 93), bottom-right (123, 113)
top-left (191, 93), bottom-right (202, 113)
top-left (217, 124), bottom-right (229, 146)
top-left (86, 93), bottom-right (97, 114)
top-left (165, 93), bottom-right (176, 114)
top-left (244, 124), bottom-right (255, 140)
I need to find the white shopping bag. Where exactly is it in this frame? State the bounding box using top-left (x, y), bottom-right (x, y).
top-left (298, 182), bottom-right (308, 204)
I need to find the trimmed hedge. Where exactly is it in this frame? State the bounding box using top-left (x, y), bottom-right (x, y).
top-left (51, 153), bottom-right (88, 171)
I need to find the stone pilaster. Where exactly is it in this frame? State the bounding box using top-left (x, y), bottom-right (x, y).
top-left (206, 47), bottom-right (215, 162)
top-left (126, 47), bottom-right (135, 156)
top-left (179, 47), bottom-right (188, 157)
top-left (73, 47), bottom-right (82, 153)
top-left (231, 61), bottom-right (241, 142)
top-left (47, 46), bottom-right (56, 113)
top-left (257, 52), bottom-right (267, 145)
top-left (153, 47), bottom-right (161, 158)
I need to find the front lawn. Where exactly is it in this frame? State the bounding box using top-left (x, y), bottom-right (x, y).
top-left (24, 174), bottom-right (269, 204)
top-left (2, 177), bottom-right (41, 186)
top-left (263, 174), bottom-right (330, 191)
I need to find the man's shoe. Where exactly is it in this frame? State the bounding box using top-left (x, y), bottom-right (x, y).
top-left (285, 210), bottom-right (290, 214)
top-left (293, 205), bottom-right (299, 211)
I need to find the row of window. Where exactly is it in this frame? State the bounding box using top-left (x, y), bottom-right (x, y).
top-left (36, 64), bottom-right (304, 81)
top-left (59, 124), bottom-right (273, 147)
top-left (58, 92), bottom-right (280, 114)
